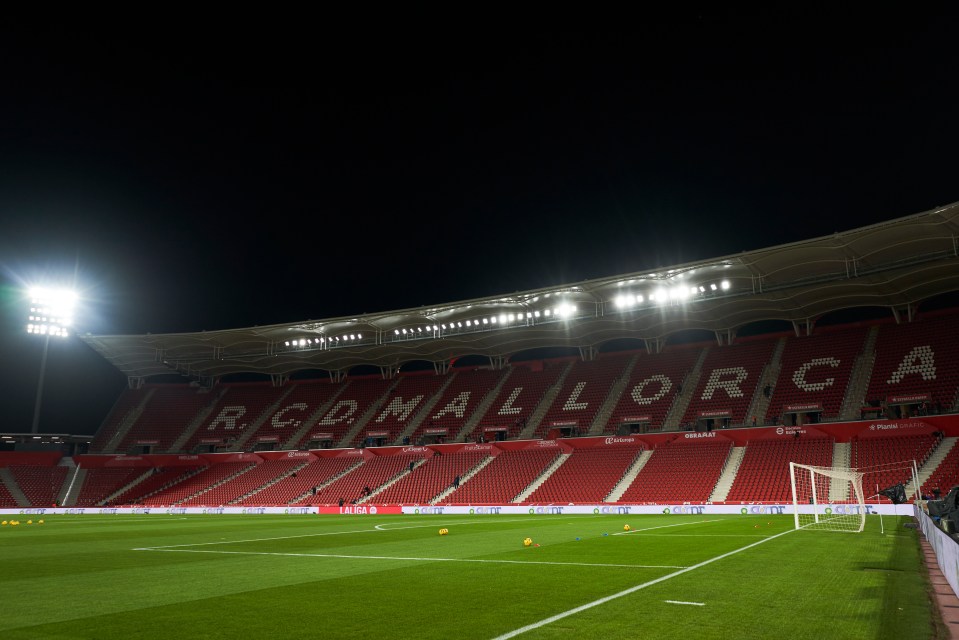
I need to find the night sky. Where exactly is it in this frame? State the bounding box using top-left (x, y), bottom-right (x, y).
top-left (1, 10), bottom-right (957, 435)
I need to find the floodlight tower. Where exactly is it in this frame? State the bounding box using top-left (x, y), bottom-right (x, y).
top-left (26, 287), bottom-right (77, 434)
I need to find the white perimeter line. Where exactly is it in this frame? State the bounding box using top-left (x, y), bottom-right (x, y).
top-left (665, 600), bottom-right (705, 606)
top-left (132, 548), bottom-right (686, 570)
top-left (492, 528), bottom-right (796, 639)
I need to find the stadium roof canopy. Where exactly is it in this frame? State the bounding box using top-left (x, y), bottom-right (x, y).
top-left (80, 201), bottom-right (959, 386)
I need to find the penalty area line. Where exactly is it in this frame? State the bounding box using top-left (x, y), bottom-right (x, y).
top-left (492, 527), bottom-right (796, 639)
top-left (665, 600), bottom-right (705, 606)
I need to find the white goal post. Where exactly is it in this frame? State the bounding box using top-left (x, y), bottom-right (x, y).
top-left (789, 462), bottom-right (867, 533)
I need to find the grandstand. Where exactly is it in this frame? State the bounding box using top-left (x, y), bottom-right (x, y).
top-left (1, 202), bottom-right (959, 511)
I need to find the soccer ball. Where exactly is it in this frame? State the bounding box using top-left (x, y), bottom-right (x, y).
top-left (623, 524), bottom-right (631, 531)
top-left (439, 528), bottom-right (449, 536)
top-left (523, 537), bottom-right (533, 547)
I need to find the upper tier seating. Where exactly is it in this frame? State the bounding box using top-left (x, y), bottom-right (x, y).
top-left (606, 348), bottom-right (701, 432)
top-left (410, 368), bottom-right (507, 443)
top-left (682, 340), bottom-right (776, 426)
top-left (351, 373), bottom-right (448, 446)
top-left (535, 354), bottom-right (634, 437)
top-left (181, 385), bottom-right (287, 452)
top-left (866, 314), bottom-right (959, 412)
top-left (765, 327), bottom-right (868, 422)
top-left (113, 386), bottom-right (216, 453)
top-left (469, 363), bottom-right (567, 440)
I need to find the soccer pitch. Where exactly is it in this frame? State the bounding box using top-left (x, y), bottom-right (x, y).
top-left (0, 514), bottom-right (942, 639)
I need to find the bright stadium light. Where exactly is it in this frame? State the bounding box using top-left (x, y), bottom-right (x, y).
top-left (26, 287), bottom-right (78, 434)
top-left (721, 280), bottom-right (731, 290)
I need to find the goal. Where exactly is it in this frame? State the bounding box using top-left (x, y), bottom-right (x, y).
top-left (789, 462), bottom-right (866, 533)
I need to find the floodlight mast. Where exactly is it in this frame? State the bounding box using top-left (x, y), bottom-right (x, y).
top-left (25, 288), bottom-right (77, 434)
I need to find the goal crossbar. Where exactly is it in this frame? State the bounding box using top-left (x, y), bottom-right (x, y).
top-left (790, 462), bottom-right (866, 533)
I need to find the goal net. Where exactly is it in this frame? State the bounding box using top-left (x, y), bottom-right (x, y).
top-left (789, 462), bottom-right (866, 533)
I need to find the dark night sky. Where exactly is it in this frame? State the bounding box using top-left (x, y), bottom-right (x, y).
top-left (1, 9), bottom-right (957, 435)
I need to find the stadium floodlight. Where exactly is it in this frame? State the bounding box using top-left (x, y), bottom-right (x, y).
top-left (721, 280), bottom-right (731, 290)
top-left (26, 287), bottom-right (78, 434)
top-left (710, 283), bottom-right (718, 291)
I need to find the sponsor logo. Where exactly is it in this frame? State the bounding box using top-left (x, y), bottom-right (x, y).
top-left (202, 507), bottom-right (225, 515)
top-left (21, 508), bottom-right (48, 515)
top-left (604, 437), bottom-right (636, 444)
top-left (98, 508), bottom-right (118, 515)
top-left (402, 447), bottom-right (427, 453)
top-left (528, 506), bottom-right (564, 514)
top-left (242, 507), bottom-right (266, 515)
top-left (165, 507), bottom-right (187, 515)
top-left (537, 440), bottom-right (557, 447)
top-left (468, 507), bottom-right (501, 514)
top-left (463, 444), bottom-right (492, 452)
top-left (284, 507), bottom-right (312, 515)
top-left (338, 506), bottom-right (379, 514)
top-left (592, 506), bottom-right (632, 514)
top-left (684, 432), bottom-right (716, 439)
top-left (177, 455), bottom-right (200, 460)
top-left (131, 508), bottom-right (151, 515)
top-left (869, 421), bottom-right (925, 431)
top-left (670, 505), bottom-right (706, 514)
top-left (744, 505), bottom-right (787, 515)
top-left (413, 507), bottom-right (445, 515)
top-left (287, 451), bottom-right (311, 458)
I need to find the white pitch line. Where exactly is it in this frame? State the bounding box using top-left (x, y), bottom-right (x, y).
top-left (613, 519), bottom-right (721, 535)
top-left (137, 516), bottom-right (557, 550)
top-left (492, 528), bottom-right (796, 639)
top-left (665, 600), bottom-right (705, 606)
top-left (132, 547), bottom-right (687, 570)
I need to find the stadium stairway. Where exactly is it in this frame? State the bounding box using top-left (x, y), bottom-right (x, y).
top-left (361, 459), bottom-right (424, 504)
top-left (393, 372), bottom-right (456, 445)
top-left (828, 442), bottom-right (852, 501)
top-left (709, 446), bottom-right (746, 502)
top-left (745, 338), bottom-right (785, 425)
top-left (454, 367), bottom-right (514, 442)
top-left (337, 377), bottom-right (402, 448)
top-left (518, 361), bottom-right (574, 440)
top-left (839, 326), bottom-right (879, 421)
top-left (229, 384), bottom-right (297, 451)
top-left (431, 455), bottom-right (495, 504)
top-left (0, 467), bottom-right (29, 506)
top-left (918, 437), bottom-right (958, 495)
top-left (663, 348), bottom-right (709, 428)
top-left (167, 387), bottom-right (230, 453)
top-left (606, 450), bottom-right (653, 502)
top-left (282, 381), bottom-right (352, 450)
top-left (59, 465), bottom-right (84, 506)
top-left (100, 389), bottom-right (154, 454)
top-left (588, 354), bottom-right (640, 435)
top-left (514, 453), bottom-right (569, 502)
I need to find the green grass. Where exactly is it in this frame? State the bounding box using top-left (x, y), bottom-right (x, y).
top-left (0, 514), bottom-right (944, 639)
